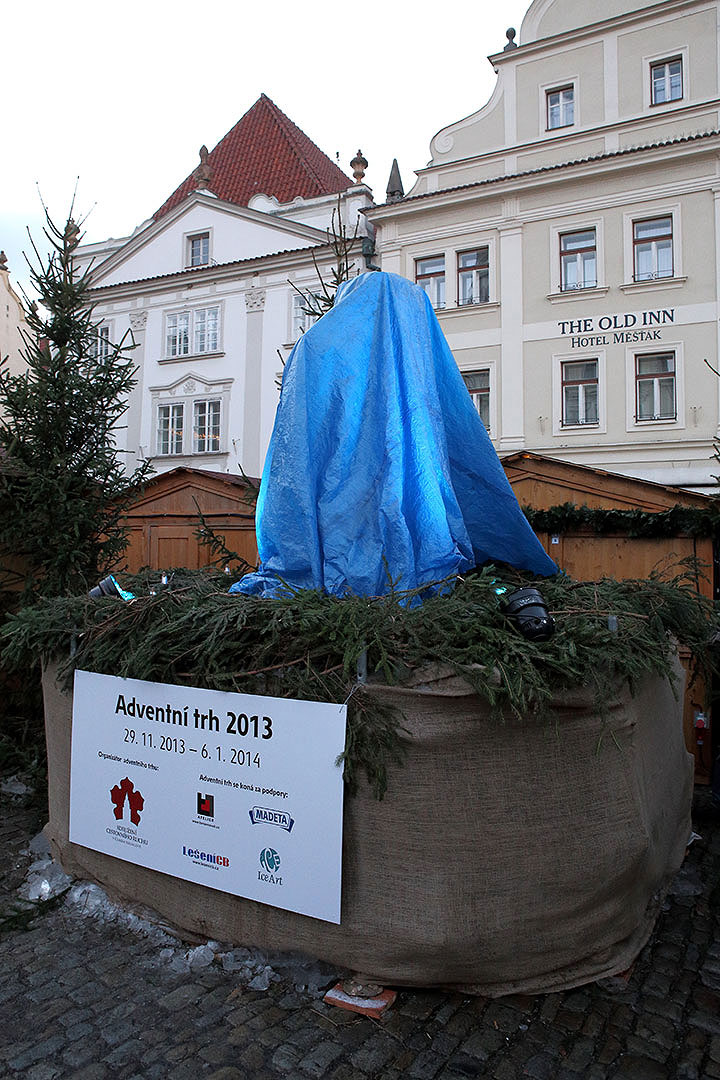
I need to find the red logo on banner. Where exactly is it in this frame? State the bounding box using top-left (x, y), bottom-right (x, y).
top-left (110, 777), bottom-right (144, 825)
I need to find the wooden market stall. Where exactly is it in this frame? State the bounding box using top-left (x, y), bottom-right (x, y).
top-left (502, 452), bottom-right (716, 781)
top-left (120, 467), bottom-right (258, 573)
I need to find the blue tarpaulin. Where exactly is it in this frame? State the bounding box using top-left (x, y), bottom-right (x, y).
top-left (232, 271), bottom-right (556, 599)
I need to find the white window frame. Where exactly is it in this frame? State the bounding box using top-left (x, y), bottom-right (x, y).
top-left (95, 323), bottom-right (111, 360)
top-left (183, 228), bottom-right (213, 269)
top-left (560, 359), bottom-right (600, 428)
top-left (150, 374), bottom-right (233, 459)
top-left (643, 47), bottom-right (688, 112)
top-left (552, 350), bottom-right (607, 437)
top-left (415, 255), bottom-right (446, 309)
top-left (156, 402), bottom-right (185, 456)
top-left (163, 304), bottom-right (222, 361)
top-left (548, 219), bottom-right (606, 300)
top-left (625, 341), bottom-right (684, 432)
top-left (460, 361), bottom-right (496, 437)
top-left (540, 78), bottom-right (578, 133)
top-left (622, 206), bottom-right (682, 287)
top-left (457, 247), bottom-right (491, 307)
top-left (289, 289), bottom-right (320, 342)
top-left (192, 398), bottom-right (222, 454)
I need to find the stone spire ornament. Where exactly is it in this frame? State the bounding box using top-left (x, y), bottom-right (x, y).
top-left (194, 145), bottom-right (213, 190)
top-left (351, 149), bottom-right (368, 184)
top-left (386, 159), bottom-right (404, 204)
top-left (0, 251), bottom-right (7, 272)
top-left (504, 27), bottom-right (518, 50)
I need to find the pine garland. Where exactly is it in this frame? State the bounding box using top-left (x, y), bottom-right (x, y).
top-left (3, 564), bottom-right (716, 798)
top-left (523, 501), bottom-right (720, 539)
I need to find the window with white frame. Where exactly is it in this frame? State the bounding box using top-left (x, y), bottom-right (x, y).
top-left (561, 360), bottom-right (599, 426)
top-left (156, 403), bottom-right (184, 455)
top-left (457, 249), bottom-right (489, 306)
top-left (192, 399), bottom-right (221, 453)
top-left (462, 370), bottom-right (490, 429)
top-left (415, 256), bottom-right (445, 308)
top-left (547, 85), bottom-right (574, 129)
top-left (560, 230), bottom-right (597, 290)
top-left (193, 307), bottom-right (219, 354)
top-left (95, 325), bottom-right (110, 359)
top-left (291, 291), bottom-right (320, 339)
top-left (633, 217), bottom-right (673, 281)
top-left (651, 57), bottom-right (683, 105)
top-left (187, 232), bottom-right (210, 267)
top-left (165, 306), bottom-right (220, 358)
top-left (635, 352), bottom-right (676, 421)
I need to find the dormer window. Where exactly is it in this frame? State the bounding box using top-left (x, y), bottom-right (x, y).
top-left (187, 232), bottom-right (210, 267)
top-left (547, 85), bottom-right (574, 130)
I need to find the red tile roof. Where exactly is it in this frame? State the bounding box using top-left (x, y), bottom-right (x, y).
top-left (154, 94), bottom-right (353, 220)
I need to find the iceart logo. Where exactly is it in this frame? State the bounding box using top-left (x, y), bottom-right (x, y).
top-left (258, 847), bottom-right (283, 886)
top-left (259, 848), bottom-right (281, 874)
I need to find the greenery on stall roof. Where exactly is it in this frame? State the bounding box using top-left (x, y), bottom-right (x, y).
top-left (522, 501), bottom-right (720, 539)
top-left (3, 563), bottom-right (717, 799)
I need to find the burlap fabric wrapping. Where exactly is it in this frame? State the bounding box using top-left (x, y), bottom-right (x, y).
top-left (42, 656), bottom-right (693, 996)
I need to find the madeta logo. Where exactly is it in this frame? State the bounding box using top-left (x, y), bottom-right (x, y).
top-left (110, 778), bottom-right (144, 825)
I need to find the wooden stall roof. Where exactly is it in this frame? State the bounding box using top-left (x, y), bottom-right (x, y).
top-left (501, 452), bottom-right (714, 513)
top-left (124, 467), bottom-right (258, 522)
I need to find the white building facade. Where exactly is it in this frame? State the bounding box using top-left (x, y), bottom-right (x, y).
top-left (75, 96), bottom-right (373, 480)
top-left (369, 0), bottom-right (720, 492)
top-left (0, 253), bottom-right (29, 379)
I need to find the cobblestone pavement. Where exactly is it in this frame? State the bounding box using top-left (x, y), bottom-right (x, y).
top-left (0, 788), bottom-right (718, 1080)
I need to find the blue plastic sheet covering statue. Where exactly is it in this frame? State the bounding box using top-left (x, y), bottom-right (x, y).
top-left (231, 271), bottom-right (557, 600)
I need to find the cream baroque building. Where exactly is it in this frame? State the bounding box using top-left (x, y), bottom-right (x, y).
top-left (368, 0), bottom-right (720, 492)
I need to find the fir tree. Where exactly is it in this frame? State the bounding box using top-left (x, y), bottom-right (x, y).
top-left (0, 210), bottom-right (152, 599)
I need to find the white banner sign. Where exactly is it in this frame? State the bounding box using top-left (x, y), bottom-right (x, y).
top-left (69, 670), bottom-right (347, 923)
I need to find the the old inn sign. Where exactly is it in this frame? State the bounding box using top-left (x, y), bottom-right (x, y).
top-left (558, 309), bottom-right (675, 349)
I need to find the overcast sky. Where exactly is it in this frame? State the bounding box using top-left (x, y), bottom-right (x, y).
top-left (2, 0), bottom-right (532, 298)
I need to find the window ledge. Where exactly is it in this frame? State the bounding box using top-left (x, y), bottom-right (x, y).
top-left (627, 419), bottom-right (684, 432)
top-left (620, 276), bottom-right (687, 293)
top-left (547, 286), bottom-right (609, 304)
top-left (159, 351), bottom-right (225, 364)
top-left (440, 301), bottom-right (500, 317)
top-left (150, 450), bottom-right (228, 461)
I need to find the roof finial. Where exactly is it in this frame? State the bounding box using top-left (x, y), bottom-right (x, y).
top-left (351, 149), bottom-right (368, 184)
top-left (0, 251), bottom-right (7, 272)
top-left (194, 145), bottom-right (213, 190)
top-left (504, 27), bottom-right (518, 50)
top-left (386, 159), bottom-right (404, 204)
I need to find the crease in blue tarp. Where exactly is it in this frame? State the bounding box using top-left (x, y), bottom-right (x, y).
top-left (231, 271), bottom-right (557, 601)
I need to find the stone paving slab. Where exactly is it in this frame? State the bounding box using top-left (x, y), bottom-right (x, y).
top-left (0, 788), bottom-right (718, 1079)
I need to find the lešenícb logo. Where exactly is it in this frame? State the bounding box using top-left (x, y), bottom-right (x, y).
top-left (260, 848), bottom-right (281, 874)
